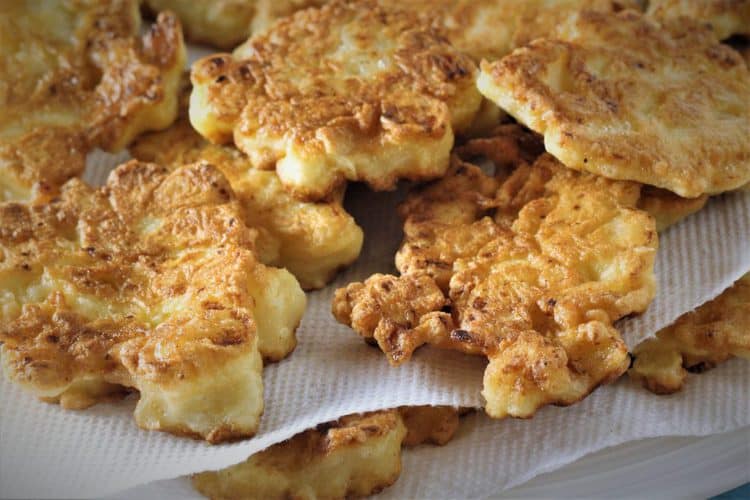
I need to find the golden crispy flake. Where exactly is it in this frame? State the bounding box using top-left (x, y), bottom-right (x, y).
top-left (144, 0), bottom-right (329, 49)
top-left (333, 127), bottom-right (658, 419)
top-left (478, 9), bottom-right (750, 198)
top-left (0, 1), bottom-right (186, 202)
top-left (189, 0), bottom-right (482, 200)
top-left (0, 161), bottom-right (306, 442)
top-left (647, 0), bottom-right (750, 39)
top-left (192, 406), bottom-right (460, 499)
top-left (630, 273), bottom-right (750, 394)
top-left (131, 86), bottom-right (363, 289)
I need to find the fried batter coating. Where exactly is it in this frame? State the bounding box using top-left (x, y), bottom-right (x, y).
top-left (647, 0), bottom-right (750, 39)
top-left (0, 0), bottom-right (186, 202)
top-left (144, 0), bottom-right (329, 49)
top-left (630, 273), bottom-right (750, 394)
top-left (131, 87), bottom-right (363, 289)
top-left (478, 9), bottom-right (750, 198)
top-left (397, 127), bottom-right (700, 291)
top-left (401, 0), bottom-right (642, 63)
top-left (189, 0), bottom-right (482, 200)
top-left (0, 161), bottom-right (306, 442)
top-left (192, 406), bottom-right (460, 500)
top-left (193, 410), bottom-right (405, 500)
top-left (333, 127), bottom-right (659, 418)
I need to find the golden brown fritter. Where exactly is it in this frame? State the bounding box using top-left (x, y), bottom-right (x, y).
top-left (478, 9), bottom-right (750, 198)
top-left (396, 126), bottom-right (702, 290)
top-left (192, 406), bottom-right (460, 500)
top-left (0, 161), bottom-right (306, 442)
top-left (630, 273), bottom-right (750, 394)
top-left (399, 0), bottom-right (642, 63)
top-left (189, 0), bottom-right (482, 200)
top-left (333, 126), bottom-right (659, 419)
top-left (647, 0), bottom-right (750, 39)
top-left (144, 0), bottom-right (329, 49)
top-left (0, 0), bottom-right (186, 202)
top-left (130, 85), bottom-right (363, 290)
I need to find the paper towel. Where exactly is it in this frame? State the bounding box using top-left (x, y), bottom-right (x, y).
top-left (1, 43), bottom-right (749, 497)
top-left (106, 359), bottom-right (750, 500)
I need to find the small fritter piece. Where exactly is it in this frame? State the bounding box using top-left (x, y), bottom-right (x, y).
top-left (647, 0), bottom-right (750, 39)
top-left (0, 161), bottom-right (306, 442)
top-left (334, 127), bottom-right (658, 419)
top-left (143, 0), bottom-right (328, 49)
top-left (478, 9), bottom-right (750, 198)
top-left (131, 89), bottom-right (363, 289)
top-left (192, 406), bottom-right (460, 500)
top-left (190, 0), bottom-right (482, 200)
top-left (0, 0), bottom-right (186, 202)
top-left (630, 273), bottom-right (750, 394)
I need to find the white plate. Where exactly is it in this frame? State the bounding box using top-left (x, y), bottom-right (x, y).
top-left (109, 426), bottom-right (749, 500)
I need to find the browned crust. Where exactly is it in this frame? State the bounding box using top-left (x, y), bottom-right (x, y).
top-left (0, 161), bottom-right (271, 442)
top-left (480, 9), bottom-right (750, 198)
top-left (333, 125), bottom-right (658, 418)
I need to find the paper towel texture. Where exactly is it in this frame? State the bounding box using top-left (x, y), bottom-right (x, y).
top-left (1, 42), bottom-right (749, 497)
top-left (105, 359), bottom-right (750, 500)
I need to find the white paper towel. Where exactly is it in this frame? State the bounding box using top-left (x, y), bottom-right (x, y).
top-left (1, 42), bottom-right (749, 497)
top-left (106, 359), bottom-right (750, 500)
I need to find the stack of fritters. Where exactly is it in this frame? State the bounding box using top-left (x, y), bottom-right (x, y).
top-left (1, 0), bottom-right (749, 498)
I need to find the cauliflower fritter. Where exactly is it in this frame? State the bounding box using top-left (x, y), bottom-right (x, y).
top-left (478, 9), bottom-right (750, 198)
top-left (333, 126), bottom-right (659, 419)
top-left (402, 0), bottom-right (642, 63)
top-left (397, 126), bottom-right (701, 290)
top-left (130, 86), bottom-right (363, 289)
top-left (630, 273), bottom-right (750, 394)
top-left (647, 0), bottom-right (750, 39)
top-left (0, 161), bottom-right (306, 442)
top-left (144, 0), bottom-right (329, 49)
top-left (189, 0), bottom-right (482, 200)
top-left (0, 0), bottom-right (185, 202)
top-left (192, 406), bottom-right (460, 500)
